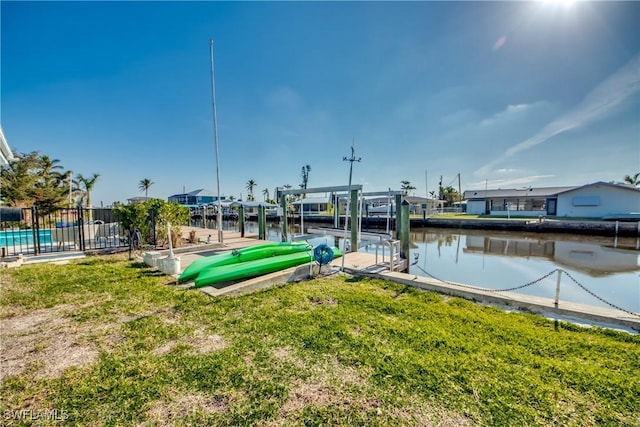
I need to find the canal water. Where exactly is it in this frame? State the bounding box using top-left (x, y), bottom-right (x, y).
top-left (195, 220), bottom-right (639, 315)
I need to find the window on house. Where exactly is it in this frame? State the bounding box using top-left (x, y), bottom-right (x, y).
top-left (572, 196), bottom-right (600, 206)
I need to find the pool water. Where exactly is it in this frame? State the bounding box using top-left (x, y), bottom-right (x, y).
top-left (0, 229), bottom-right (53, 246)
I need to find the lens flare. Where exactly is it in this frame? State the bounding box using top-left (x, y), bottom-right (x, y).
top-left (493, 36), bottom-right (507, 51)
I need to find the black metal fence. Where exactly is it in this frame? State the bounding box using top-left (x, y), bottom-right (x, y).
top-left (0, 207), bottom-right (129, 256)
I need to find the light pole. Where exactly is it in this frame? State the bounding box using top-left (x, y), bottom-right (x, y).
top-left (341, 142), bottom-right (361, 271)
top-left (209, 40), bottom-right (223, 244)
top-left (68, 172), bottom-right (73, 208)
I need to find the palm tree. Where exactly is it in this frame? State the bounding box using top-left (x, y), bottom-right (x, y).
top-left (623, 173), bottom-right (640, 186)
top-left (76, 173), bottom-right (100, 208)
top-left (246, 179), bottom-right (257, 202)
top-left (300, 165), bottom-right (311, 189)
top-left (400, 180), bottom-right (416, 196)
top-left (138, 178), bottom-right (154, 198)
top-left (262, 188), bottom-right (270, 202)
top-left (39, 155), bottom-right (63, 178)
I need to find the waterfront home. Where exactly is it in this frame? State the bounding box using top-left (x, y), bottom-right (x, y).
top-left (291, 195), bottom-right (332, 215)
top-left (168, 189), bottom-right (226, 206)
top-left (464, 182), bottom-right (640, 218)
top-left (229, 201), bottom-right (279, 217)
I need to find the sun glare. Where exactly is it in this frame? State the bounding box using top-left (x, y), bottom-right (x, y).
top-left (541, 0), bottom-right (577, 8)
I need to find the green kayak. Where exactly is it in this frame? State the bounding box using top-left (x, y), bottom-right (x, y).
top-left (194, 247), bottom-right (342, 288)
top-left (178, 241), bottom-right (311, 283)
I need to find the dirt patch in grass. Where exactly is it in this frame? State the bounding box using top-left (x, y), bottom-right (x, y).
top-left (141, 391), bottom-right (231, 426)
top-left (389, 398), bottom-right (475, 426)
top-left (276, 354), bottom-right (374, 418)
top-left (308, 296), bottom-right (338, 306)
top-left (0, 305), bottom-right (102, 381)
top-left (281, 380), bottom-right (334, 413)
top-left (152, 328), bottom-right (227, 356)
top-left (272, 346), bottom-right (305, 369)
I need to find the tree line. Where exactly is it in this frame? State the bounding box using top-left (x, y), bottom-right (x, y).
top-left (0, 151), bottom-right (160, 214)
top-left (0, 151), bottom-right (100, 214)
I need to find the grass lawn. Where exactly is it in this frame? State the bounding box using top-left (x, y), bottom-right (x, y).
top-left (1, 255), bottom-right (638, 426)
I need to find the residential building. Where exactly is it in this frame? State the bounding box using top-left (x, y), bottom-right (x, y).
top-left (168, 189), bottom-right (226, 207)
top-left (464, 182), bottom-right (640, 218)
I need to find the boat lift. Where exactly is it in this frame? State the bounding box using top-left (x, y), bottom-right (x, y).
top-left (277, 186), bottom-right (411, 269)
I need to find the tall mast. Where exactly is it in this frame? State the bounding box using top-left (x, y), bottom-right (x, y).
top-left (209, 40), bottom-right (223, 244)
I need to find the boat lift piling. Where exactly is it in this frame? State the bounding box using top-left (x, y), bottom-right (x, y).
top-left (238, 205), bottom-right (245, 237)
top-left (399, 200), bottom-right (410, 260)
top-left (258, 205), bottom-right (267, 240)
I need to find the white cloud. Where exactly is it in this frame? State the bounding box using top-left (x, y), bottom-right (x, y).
top-left (479, 102), bottom-right (549, 127)
top-left (475, 53), bottom-right (640, 177)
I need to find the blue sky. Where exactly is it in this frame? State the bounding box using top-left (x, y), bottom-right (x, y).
top-left (2, 1), bottom-right (639, 206)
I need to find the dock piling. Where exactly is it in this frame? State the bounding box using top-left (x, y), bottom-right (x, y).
top-left (555, 269), bottom-right (563, 308)
top-left (399, 200), bottom-right (410, 269)
top-left (238, 205), bottom-right (245, 237)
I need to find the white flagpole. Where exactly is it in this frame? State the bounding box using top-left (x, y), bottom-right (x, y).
top-left (209, 40), bottom-right (224, 244)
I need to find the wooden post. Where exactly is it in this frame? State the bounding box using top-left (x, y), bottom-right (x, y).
top-left (258, 205), bottom-right (266, 240)
top-left (395, 194), bottom-right (403, 239)
top-left (238, 205), bottom-right (245, 237)
top-left (400, 199), bottom-right (410, 262)
top-left (350, 189), bottom-right (358, 252)
top-left (280, 195), bottom-right (288, 242)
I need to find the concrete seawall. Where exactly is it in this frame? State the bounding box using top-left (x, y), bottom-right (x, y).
top-left (290, 216), bottom-right (640, 237)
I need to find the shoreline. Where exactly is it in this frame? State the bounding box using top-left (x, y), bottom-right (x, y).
top-left (251, 215), bottom-right (640, 237)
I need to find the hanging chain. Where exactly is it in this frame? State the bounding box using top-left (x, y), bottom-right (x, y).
top-left (414, 265), bottom-right (557, 293)
top-left (561, 270), bottom-right (640, 318)
top-left (414, 265), bottom-right (639, 318)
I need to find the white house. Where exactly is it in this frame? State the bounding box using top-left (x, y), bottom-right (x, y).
top-left (464, 182), bottom-right (639, 218)
top-left (0, 127), bottom-right (15, 166)
top-left (556, 182), bottom-right (640, 218)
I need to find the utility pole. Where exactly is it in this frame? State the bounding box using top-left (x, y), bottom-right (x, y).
top-left (341, 140), bottom-right (361, 271)
top-left (458, 173), bottom-right (462, 206)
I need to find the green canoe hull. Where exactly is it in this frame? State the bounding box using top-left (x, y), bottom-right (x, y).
top-left (194, 247), bottom-right (342, 288)
top-left (178, 241), bottom-right (311, 283)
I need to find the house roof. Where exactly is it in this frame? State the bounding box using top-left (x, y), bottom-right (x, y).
top-left (464, 186), bottom-right (577, 200)
top-left (464, 182), bottom-right (640, 200)
top-left (187, 189), bottom-right (218, 197)
top-left (168, 189), bottom-right (225, 199)
top-left (555, 181), bottom-right (640, 195)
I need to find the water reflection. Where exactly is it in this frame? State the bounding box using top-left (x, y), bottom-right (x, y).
top-left (409, 228), bottom-right (639, 313)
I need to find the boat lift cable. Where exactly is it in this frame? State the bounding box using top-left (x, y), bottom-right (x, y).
top-left (412, 264), bottom-right (640, 318)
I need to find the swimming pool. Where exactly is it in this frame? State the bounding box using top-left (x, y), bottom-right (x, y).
top-left (0, 229), bottom-right (53, 246)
